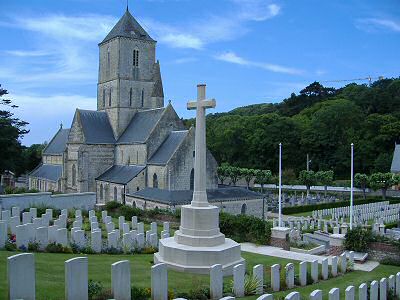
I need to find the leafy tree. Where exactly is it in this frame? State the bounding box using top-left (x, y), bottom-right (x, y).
top-left (0, 84), bottom-right (29, 174)
top-left (217, 163), bottom-right (230, 185)
top-left (227, 166), bottom-right (242, 186)
top-left (354, 173), bottom-right (369, 200)
top-left (254, 169), bottom-right (272, 194)
top-left (298, 170), bottom-right (317, 196)
top-left (368, 172), bottom-right (398, 200)
top-left (241, 168), bottom-right (256, 189)
top-left (316, 170), bottom-right (334, 198)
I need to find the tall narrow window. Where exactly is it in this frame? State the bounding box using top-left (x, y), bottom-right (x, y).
top-left (190, 168), bottom-right (194, 190)
top-left (100, 184), bottom-right (103, 201)
top-left (102, 88), bottom-right (106, 107)
top-left (153, 173), bottom-right (158, 188)
top-left (133, 50), bottom-right (139, 67)
top-left (114, 186), bottom-right (118, 201)
top-left (129, 88), bottom-right (133, 106)
top-left (109, 88), bottom-right (112, 106)
top-left (107, 47), bottom-right (110, 73)
top-left (141, 89), bottom-right (144, 107)
top-left (72, 164), bottom-right (76, 187)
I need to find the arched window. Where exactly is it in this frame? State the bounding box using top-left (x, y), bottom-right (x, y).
top-left (141, 89), bottom-right (144, 107)
top-left (114, 186), bottom-right (118, 202)
top-left (121, 189), bottom-right (125, 204)
top-left (105, 185), bottom-right (110, 202)
top-left (100, 184), bottom-right (103, 201)
top-left (132, 201), bottom-right (136, 208)
top-left (153, 173), bottom-right (158, 188)
top-left (133, 50), bottom-right (139, 67)
top-left (109, 88), bottom-right (112, 106)
top-left (190, 168), bottom-right (194, 190)
top-left (72, 164), bottom-right (76, 186)
top-left (129, 88), bottom-right (133, 106)
top-left (102, 88), bottom-right (106, 107)
top-left (241, 203), bottom-right (247, 215)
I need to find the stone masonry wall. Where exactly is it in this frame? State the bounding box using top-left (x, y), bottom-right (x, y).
top-left (368, 242), bottom-right (400, 261)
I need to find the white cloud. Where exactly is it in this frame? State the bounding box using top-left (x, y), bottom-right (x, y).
top-left (356, 18), bottom-right (400, 33)
top-left (4, 50), bottom-right (53, 57)
top-left (233, 0), bottom-right (281, 22)
top-left (215, 51), bottom-right (303, 75)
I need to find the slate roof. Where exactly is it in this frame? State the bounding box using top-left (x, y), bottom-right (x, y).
top-left (148, 131), bottom-right (188, 165)
top-left (151, 62), bottom-right (164, 98)
top-left (29, 164), bottom-right (62, 182)
top-left (43, 128), bottom-right (70, 155)
top-left (96, 165), bottom-right (146, 184)
top-left (117, 108), bottom-right (165, 144)
top-left (391, 144), bottom-right (400, 173)
top-left (78, 110), bottom-right (115, 144)
top-left (101, 10), bottom-right (154, 44)
top-left (129, 187), bottom-right (263, 206)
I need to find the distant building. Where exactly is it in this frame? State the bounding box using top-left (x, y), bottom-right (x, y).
top-left (391, 144), bottom-right (400, 173)
top-left (1, 170), bottom-right (15, 189)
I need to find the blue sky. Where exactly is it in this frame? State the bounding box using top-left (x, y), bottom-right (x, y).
top-left (1, 0), bottom-right (399, 145)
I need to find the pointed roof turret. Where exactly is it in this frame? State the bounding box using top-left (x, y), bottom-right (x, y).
top-left (151, 61), bottom-right (164, 98)
top-left (101, 9), bottom-right (154, 44)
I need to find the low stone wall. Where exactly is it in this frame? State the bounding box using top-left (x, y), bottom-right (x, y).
top-left (0, 192), bottom-right (96, 211)
top-left (368, 242), bottom-right (400, 261)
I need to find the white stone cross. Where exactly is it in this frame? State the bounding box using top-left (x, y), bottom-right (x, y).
top-left (187, 84), bottom-right (216, 207)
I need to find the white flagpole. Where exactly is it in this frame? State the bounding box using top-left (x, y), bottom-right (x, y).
top-left (350, 143), bottom-right (354, 230)
top-left (279, 143), bottom-right (282, 227)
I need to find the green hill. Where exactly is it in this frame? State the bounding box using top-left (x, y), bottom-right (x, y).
top-left (202, 78), bottom-right (400, 179)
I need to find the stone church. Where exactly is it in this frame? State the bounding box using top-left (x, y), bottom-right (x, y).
top-left (29, 9), bottom-right (219, 203)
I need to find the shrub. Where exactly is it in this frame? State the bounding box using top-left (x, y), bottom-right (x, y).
top-left (28, 242), bottom-right (40, 252)
top-left (344, 228), bottom-right (373, 252)
top-left (103, 246), bottom-right (123, 255)
top-left (45, 242), bottom-right (66, 253)
top-left (88, 280), bottom-right (106, 300)
top-left (220, 212), bottom-right (271, 244)
top-left (5, 241), bottom-right (17, 251)
top-left (131, 286), bottom-right (151, 300)
top-left (104, 201), bottom-right (123, 211)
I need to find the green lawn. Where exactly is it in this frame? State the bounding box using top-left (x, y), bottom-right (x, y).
top-left (0, 250), bottom-right (399, 300)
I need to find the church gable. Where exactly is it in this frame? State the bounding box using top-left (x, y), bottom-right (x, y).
top-left (68, 110), bottom-right (85, 144)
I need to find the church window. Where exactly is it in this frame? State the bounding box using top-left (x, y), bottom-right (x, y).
top-left (190, 168), bottom-right (194, 190)
top-left (193, 151), bottom-right (195, 158)
top-left (102, 88), bottom-right (106, 107)
top-left (109, 88), bottom-right (112, 106)
top-left (121, 189), bottom-right (125, 204)
top-left (129, 88), bottom-right (133, 106)
top-left (72, 164), bottom-right (76, 187)
top-left (136, 187), bottom-right (139, 191)
top-left (100, 184), bottom-right (103, 201)
top-left (141, 89), bottom-right (144, 107)
top-left (107, 47), bottom-right (110, 73)
top-left (114, 186), bottom-right (118, 202)
top-left (133, 50), bottom-right (139, 67)
top-left (153, 173), bottom-right (158, 188)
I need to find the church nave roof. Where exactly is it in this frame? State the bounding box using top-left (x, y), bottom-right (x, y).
top-left (148, 130), bottom-right (188, 165)
top-left (96, 165), bottom-right (146, 184)
top-left (43, 128), bottom-right (70, 155)
top-left (29, 164), bottom-right (62, 182)
top-left (78, 109), bottom-right (115, 144)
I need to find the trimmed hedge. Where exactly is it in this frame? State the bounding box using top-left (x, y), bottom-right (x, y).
top-left (283, 197), bottom-right (400, 215)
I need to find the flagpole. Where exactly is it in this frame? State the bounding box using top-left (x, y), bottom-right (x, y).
top-left (350, 143), bottom-right (354, 230)
top-left (278, 143), bottom-right (282, 227)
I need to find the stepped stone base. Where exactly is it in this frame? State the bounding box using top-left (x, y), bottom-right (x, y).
top-left (270, 227), bottom-right (290, 250)
top-left (154, 237), bottom-right (244, 275)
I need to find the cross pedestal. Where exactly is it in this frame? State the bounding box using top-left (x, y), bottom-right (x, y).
top-left (154, 84), bottom-right (244, 275)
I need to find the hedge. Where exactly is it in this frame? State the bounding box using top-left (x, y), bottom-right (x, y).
top-left (283, 197), bottom-right (400, 215)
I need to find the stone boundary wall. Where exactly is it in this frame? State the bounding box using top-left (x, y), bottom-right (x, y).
top-left (0, 192), bottom-right (96, 211)
top-left (368, 242), bottom-right (400, 261)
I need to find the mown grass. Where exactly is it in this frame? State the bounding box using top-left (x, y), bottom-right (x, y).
top-left (0, 250), bottom-right (398, 300)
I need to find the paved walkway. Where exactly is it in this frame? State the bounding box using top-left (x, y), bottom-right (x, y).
top-left (240, 243), bottom-right (379, 272)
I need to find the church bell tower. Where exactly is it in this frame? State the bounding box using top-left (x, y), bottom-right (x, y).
top-left (97, 8), bottom-right (164, 139)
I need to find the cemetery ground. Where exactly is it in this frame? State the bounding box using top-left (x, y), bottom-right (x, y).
top-left (0, 250), bottom-right (399, 300)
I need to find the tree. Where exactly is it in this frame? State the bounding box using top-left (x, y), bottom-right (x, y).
top-left (299, 170), bottom-right (317, 196)
top-left (0, 84), bottom-right (29, 174)
top-left (227, 166), bottom-right (242, 186)
top-left (217, 163), bottom-right (230, 185)
top-left (369, 172), bottom-right (398, 200)
top-left (354, 173), bottom-right (369, 200)
top-left (316, 170), bottom-right (334, 198)
top-left (254, 169), bottom-right (272, 194)
top-left (241, 168), bottom-right (256, 189)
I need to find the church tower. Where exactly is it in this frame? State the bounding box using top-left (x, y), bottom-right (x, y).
top-left (97, 8), bottom-right (164, 139)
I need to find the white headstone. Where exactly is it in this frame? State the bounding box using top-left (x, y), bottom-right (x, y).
top-left (91, 230), bottom-right (102, 253)
top-left (345, 286), bottom-right (355, 300)
top-left (65, 257), bottom-right (88, 300)
top-left (370, 280), bottom-right (378, 300)
top-left (151, 263), bottom-right (168, 300)
top-left (285, 263), bottom-right (295, 289)
top-left (253, 264), bottom-right (264, 294)
top-left (131, 216), bottom-right (137, 229)
top-left (322, 258), bottom-right (328, 280)
top-left (285, 292), bottom-right (300, 300)
top-left (56, 228), bottom-right (68, 246)
top-left (396, 272), bottom-right (400, 298)
top-left (329, 288), bottom-right (339, 300)
top-left (210, 264), bottom-right (223, 300)
top-left (310, 290), bottom-right (322, 300)
top-left (0, 221), bottom-right (6, 248)
top-left (359, 283), bottom-right (367, 300)
top-left (112, 260), bottom-right (131, 300)
top-left (36, 226), bottom-right (49, 249)
top-left (271, 264), bottom-right (280, 292)
top-left (8, 253), bottom-right (35, 300)
top-left (380, 278), bottom-right (387, 300)
top-left (233, 264), bottom-right (245, 297)
top-left (299, 261), bottom-right (307, 286)
top-left (311, 260), bottom-right (318, 283)
top-left (331, 256), bottom-right (338, 277)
